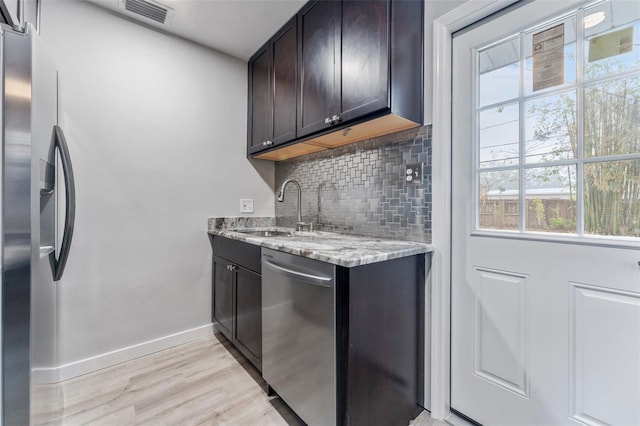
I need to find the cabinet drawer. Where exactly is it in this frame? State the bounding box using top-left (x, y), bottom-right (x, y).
top-left (212, 236), bottom-right (261, 273)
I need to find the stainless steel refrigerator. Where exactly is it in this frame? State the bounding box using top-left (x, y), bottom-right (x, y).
top-left (1, 26), bottom-right (75, 425)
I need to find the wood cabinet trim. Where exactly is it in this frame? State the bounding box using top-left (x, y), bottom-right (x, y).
top-left (254, 113), bottom-right (419, 161)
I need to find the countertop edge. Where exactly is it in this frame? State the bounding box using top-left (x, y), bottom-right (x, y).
top-left (208, 229), bottom-right (434, 268)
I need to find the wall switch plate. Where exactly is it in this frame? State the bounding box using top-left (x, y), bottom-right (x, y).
top-left (240, 199), bottom-right (254, 213)
top-left (405, 163), bottom-right (423, 184)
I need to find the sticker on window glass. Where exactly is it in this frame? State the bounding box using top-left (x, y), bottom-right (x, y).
top-left (588, 27), bottom-right (634, 62)
top-left (532, 24), bottom-right (565, 91)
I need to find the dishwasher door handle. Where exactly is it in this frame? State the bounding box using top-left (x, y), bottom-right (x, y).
top-left (262, 258), bottom-right (333, 287)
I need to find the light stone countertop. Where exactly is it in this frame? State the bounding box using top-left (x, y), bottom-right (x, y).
top-left (208, 217), bottom-right (433, 268)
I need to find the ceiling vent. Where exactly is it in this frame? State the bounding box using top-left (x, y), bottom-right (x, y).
top-left (119, 0), bottom-right (174, 25)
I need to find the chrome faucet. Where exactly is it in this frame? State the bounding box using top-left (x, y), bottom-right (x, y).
top-left (277, 179), bottom-right (312, 231)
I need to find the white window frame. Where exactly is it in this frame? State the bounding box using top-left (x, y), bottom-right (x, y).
top-left (470, 3), bottom-right (640, 249)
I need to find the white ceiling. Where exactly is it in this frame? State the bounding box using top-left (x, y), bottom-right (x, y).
top-left (87, 0), bottom-right (307, 60)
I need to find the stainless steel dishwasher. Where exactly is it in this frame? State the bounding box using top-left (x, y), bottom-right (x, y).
top-left (261, 248), bottom-right (336, 426)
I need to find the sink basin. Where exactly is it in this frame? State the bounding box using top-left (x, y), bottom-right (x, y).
top-left (235, 230), bottom-right (294, 237)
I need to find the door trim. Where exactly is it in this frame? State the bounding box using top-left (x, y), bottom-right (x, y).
top-left (430, 1), bottom-right (519, 420)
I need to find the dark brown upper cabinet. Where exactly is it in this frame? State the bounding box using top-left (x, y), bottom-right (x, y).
top-left (297, 0), bottom-right (340, 138)
top-left (247, 17), bottom-right (298, 156)
top-left (340, 1), bottom-right (390, 122)
top-left (247, 44), bottom-right (270, 155)
top-left (249, 0), bottom-right (423, 161)
top-left (298, 0), bottom-right (389, 139)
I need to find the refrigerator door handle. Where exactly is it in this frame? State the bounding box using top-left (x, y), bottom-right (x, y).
top-left (51, 125), bottom-right (76, 281)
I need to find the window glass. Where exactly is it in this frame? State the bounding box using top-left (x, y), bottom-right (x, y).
top-left (584, 1), bottom-right (640, 80)
top-left (524, 15), bottom-right (578, 95)
top-left (525, 165), bottom-right (577, 233)
top-left (479, 170), bottom-right (520, 230)
top-left (584, 159), bottom-right (640, 237)
top-left (584, 76), bottom-right (640, 158)
top-left (525, 91), bottom-right (577, 163)
top-left (479, 37), bottom-right (520, 107)
top-left (479, 103), bottom-right (520, 168)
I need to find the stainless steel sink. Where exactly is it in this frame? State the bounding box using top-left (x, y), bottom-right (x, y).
top-left (235, 230), bottom-right (294, 237)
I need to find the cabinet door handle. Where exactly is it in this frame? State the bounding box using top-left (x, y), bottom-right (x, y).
top-left (324, 117), bottom-right (332, 125)
top-left (331, 114), bottom-right (341, 124)
top-left (262, 259), bottom-right (333, 287)
top-left (226, 264), bottom-right (237, 271)
top-left (266, 140), bottom-right (273, 146)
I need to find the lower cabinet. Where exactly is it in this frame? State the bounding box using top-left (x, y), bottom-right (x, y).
top-left (210, 236), bottom-right (262, 371)
top-left (210, 233), bottom-right (426, 426)
top-left (234, 267), bottom-right (262, 365)
top-left (212, 256), bottom-right (234, 339)
top-left (338, 254), bottom-right (426, 426)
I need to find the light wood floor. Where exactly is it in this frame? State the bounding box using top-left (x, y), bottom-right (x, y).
top-left (31, 333), bottom-right (436, 425)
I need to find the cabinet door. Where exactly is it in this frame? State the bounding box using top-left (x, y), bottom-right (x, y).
top-left (271, 16), bottom-right (297, 146)
top-left (234, 267), bottom-right (262, 369)
top-left (212, 256), bottom-right (234, 341)
top-left (339, 0), bottom-right (389, 122)
top-left (297, 0), bottom-right (340, 138)
top-left (247, 43), bottom-right (271, 155)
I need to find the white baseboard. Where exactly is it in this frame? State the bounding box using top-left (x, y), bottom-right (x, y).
top-left (32, 323), bottom-right (215, 384)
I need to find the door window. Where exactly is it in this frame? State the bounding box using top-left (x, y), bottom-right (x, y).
top-left (475, 0), bottom-right (640, 239)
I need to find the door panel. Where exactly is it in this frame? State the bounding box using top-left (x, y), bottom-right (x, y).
top-left (212, 256), bottom-right (233, 340)
top-left (472, 268), bottom-right (528, 397)
top-left (452, 1), bottom-right (640, 424)
top-left (297, 0), bottom-right (339, 138)
top-left (272, 17), bottom-right (297, 145)
top-left (234, 267), bottom-right (261, 368)
top-left (570, 284), bottom-right (640, 425)
top-left (339, 0), bottom-right (389, 122)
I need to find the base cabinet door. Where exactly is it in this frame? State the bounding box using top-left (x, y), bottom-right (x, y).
top-left (210, 237), bottom-right (263, 372)
top-left (212, 256), bottom-right (234, 341)
top-left (234, 267), bottom-right (262, 369)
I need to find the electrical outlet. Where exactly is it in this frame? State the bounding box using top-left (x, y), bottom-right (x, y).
top-left (404, 163), bottom-right (423, 184)
top-left (240, 199), bottom-right (254, 213)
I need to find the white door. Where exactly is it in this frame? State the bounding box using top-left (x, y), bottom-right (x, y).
top-left (451, 1), bottom-right (640, 424)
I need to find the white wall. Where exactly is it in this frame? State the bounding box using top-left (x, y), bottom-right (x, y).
top-left (37, 0), bottom-right (274, 378)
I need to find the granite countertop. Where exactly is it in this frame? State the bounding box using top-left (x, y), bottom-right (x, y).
top-left (208, 217), bottom-right (433, 268)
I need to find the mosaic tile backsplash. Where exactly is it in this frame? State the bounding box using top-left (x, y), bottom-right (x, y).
top-left (275, 125), bottom-right (432, 243)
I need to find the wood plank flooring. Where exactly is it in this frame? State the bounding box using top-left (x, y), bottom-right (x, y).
top-left (31, 333), bottom-right (436, 425)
